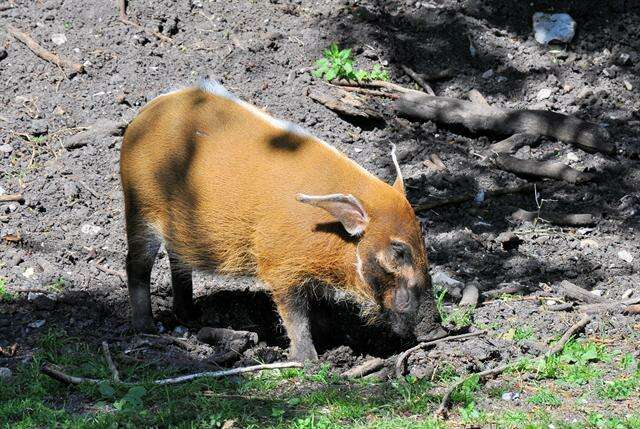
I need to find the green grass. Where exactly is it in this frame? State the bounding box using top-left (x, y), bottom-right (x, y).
top-left (0, 278), bottom-right (12, 302)
top-left (2, 330), bottom-right (639, 428)
top-left (312, 43), bottom-right (389, 82)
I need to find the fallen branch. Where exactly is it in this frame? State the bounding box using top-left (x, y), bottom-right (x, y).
top-left (337, 85), bottom-right (400, 99)
top-left (342, 357), bottom-right (385, 378)
top-left (415, 183), bottom-right (534, 212)
top-left (308, 86), bottom-right (383, 120)
top-left (484, 133), bottom-right (541, 156)
top-left (401, 65), bottom-right (435, 96)
top-left (556, 280), bottom-right (611, 305)
top-left (333, 79), bottom-right (424, 96)
top-left (578, 296), bottom-right (640, 314)
top-left (102, 342), bottom-right (120, 382)
top-left (511, 209), bottom-right (596, 227)
top-left (7, 25), bottom-right (84, 76)
top-left (0, 193), bottom-right (24, 203)
top-left (395, 93), bottom-right (613, 154)
top-left (491, 154), bottom-right (593, 184)
top-left (395, 331), bottom-right (485, 378)
top-left (435, 314), bottom-right (591, 418)
top-left (41, 361), bottom-right (303, 386)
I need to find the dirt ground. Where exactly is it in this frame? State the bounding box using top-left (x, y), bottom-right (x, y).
top-left (1, 0), bottom-right (640, 426)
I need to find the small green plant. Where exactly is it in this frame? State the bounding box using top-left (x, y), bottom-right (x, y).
top-left (435, 288), bottom-right (473, 329)
top-left (0, 279), bottom-right (12, 302)
top-left (47, 277), bottom-right (66, 292)
top-left (459, 402), bottom-right (486, 424)
top-left (113, 386), bottom-right (147, 415)
top-left (450, 374), bottom-right (480, 406)
top-left (597, 377), bottom-right (638, 400)
top-left (312, 43), bottom-right (389, 82)
top-left (528, 388), bottom-right (561, 406)
top-left (513, 326), bottom-right (534, 342)
top-left (621, 352), bottom-right (636, 371)
top-left (63, 21), bottom-right (72, 30)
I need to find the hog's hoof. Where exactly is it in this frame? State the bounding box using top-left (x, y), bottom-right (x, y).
top-left (132, 318), bottom-right (157, 334)
top-left (289, 346), bottom-right (319, 363)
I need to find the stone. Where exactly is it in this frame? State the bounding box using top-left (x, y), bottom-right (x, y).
top-left (533, 12), bottom-right (576, 45)
top-left (538, 88), bottom-right (553, 100)
top-left (51, 33), bottom-right (67, 45)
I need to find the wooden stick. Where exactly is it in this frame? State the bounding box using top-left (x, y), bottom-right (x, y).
top-left (342, 357), bottom-right (385, 378)
top-left (0, 193), bottom-right (24, 203)
top-left (511, 209), bottom-right (596, 227)
top-left (102, 342), bottom-right (120, 382)
top-left (395, 331), bottom-right (486, 378)
top-left (117, 0), bottom-right (173, 43)
top-left (395, 93), bottom-right (613, 154)
top-left (333, 79), bottom-right (424, 95)
top-left (7, 25), bottom-right (84, 75)
top-left (435, 314), bottom-right (591, 418)
top-left (484, 133), bottom-right (541, 156)
top-left (556, 280), bottom-right (611, 305)
top-left (336, 85), bottom-right (400, 99)
top-left (401, 65), bottom-right (435, 96)
top-left (492, 154), bottom-right (593, 184)
top-left (308, 87), bottom-right (383, 120)
top-left (41, 361), bottom-right (303, 386)
top-left (415, 183), bottom-right (534, 212)
top-left (546, 302), bottom-right (574, 311)
top-left (481, 283), bottom-right (526, 299)
top-left (95, 263), bottom-right (126, 282)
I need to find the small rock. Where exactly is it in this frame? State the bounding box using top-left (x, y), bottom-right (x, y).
top-left (28, 319), bottom-right (46, 329)
top-left (362, 48), bottom-right (378, 59)
top-left (546, 300), bottom-right (557, 306)
top-left (537, 88), bottom-right (553, 100)
top-left (623, 80), bottom-right (633, 91)
top-left (615, 52), bottom-right (631, 66)
top-left (501, 391), bottom-right (521, 401)
top-left (0, 144), bottom-right (13, 154)
top-left (29, 119), bottom-right (49, 136)
top-left (23, 267), bottom-right (35, 279)
top-left (618, 249), bottom-right (634, 263)
top-left (580, 239), bottom-right (599, 248)
top-left (562, 84), bottom-right (574, 93)
top-left (533, 12), bottom-right (576, 45)
top-left (566, 152), bottom-right (580, 162)
top-left (0, 367), bottom-right (12, 381)
top-left (482, 69), bottom-right (494, 79)
top-left (81, 224), bottom-right (102, 235)
top-left (591, 289), bottom-right (604, 297)
top-left (622, 288), bottom-right (634, 300)
top-left (51, 33), bottom-right (67, 45)
top-left (173, 326), bottom-right (189, 337)
top-left (431, 271), bottom-right (464, 288)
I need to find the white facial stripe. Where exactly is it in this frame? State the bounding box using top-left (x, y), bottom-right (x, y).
top-left (355, 244), bottom-right (365, 284)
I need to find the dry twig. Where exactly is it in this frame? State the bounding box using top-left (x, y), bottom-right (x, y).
top-left (0, 193), bottom-right (24, 203)
top-left (342, 357), bottom-right (385, 378)
top-left (401, 65), bottom-right (435, 95)
top-left (118, 0), bottom-right (173, 43)
top-left (102, 342), bottom-right (120, 382)
top-left (41, 361), bottom-right (303, 386)
top-left (7, 25), bottom-right (84, 76)
top-left (415, 184), bottom-right (534, 212)
top-left (491, 154), bottom-right (593, 184)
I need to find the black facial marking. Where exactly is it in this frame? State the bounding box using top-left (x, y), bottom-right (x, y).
top-left (390, 240), bottom-right (412, 265)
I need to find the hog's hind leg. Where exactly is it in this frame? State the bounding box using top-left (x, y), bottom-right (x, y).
top-left (125, 219), bottom-right (161, 333)
top-left (168, 251), bottom-right (200, 323)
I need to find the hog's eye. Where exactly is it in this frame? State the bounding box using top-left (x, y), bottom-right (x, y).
top-left (390, 240), bottom-right (412, 265)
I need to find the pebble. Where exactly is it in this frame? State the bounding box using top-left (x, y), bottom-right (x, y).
top-left (618, 249), bottom-right (634, 263)
top-left (0, 144), bottom-right (13, 154)
top-left (591, 289), bottom-right (604, 297)
top-left (81, 224), bottom-right (102, 235)
top-left (615, 52), bottom-right (631, 66)
top-left (51, 33), bottom-right (67, 45)
top-left (23, 267), bottom-right (35, 279)
top-left (566, 152), bottom-right (580, 162)
top-left (533, 12), bottom-right (576, 45)
top-left (624, 80), bottom-right (633, 91)
top-left (537, 88), bottom-right (553, 100)
top-left (0, 367), bottom-right (12, 381)
top-left (622, 288), bottom-right (634, 300)
top-left (501, 391), bottom-right (520, 401)
top-left (482, 69), bottom-right (494, 79)
top-left (28, 319), bottom-right (46, 329)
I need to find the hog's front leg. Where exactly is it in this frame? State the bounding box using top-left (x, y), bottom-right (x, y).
top-left (273, 290), bottom-right (318, 362)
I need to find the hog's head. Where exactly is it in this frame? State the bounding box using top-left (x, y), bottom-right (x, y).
top-left (297, 145), bottom-right (446, 341)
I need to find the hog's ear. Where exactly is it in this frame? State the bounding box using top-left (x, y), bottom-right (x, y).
top-left (296, 193), bottom-right (369, 236)
top-left (390, 144), bottom-right (405, 195)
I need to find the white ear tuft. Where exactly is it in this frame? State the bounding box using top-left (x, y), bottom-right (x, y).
top-left (391, 144), bottom-right (405, 195)
top-left (296, 193), bottom-right (369, 236)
